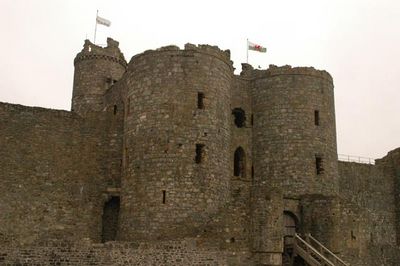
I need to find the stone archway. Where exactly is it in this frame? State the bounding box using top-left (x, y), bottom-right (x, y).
top-left (283, 211), bottom-right (302, 266)
top-left (283, 211), bottom-right (298, 247)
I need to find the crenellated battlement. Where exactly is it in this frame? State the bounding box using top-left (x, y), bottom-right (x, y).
top-left (184, 43), bottom-right (232, 65)
top-left (264, 64), bottom-right (332, 82)
top-left (260, 65), bottom-right (333, 82)
top-left (74, 38), bottom-right (127, 68)
top-left (240, 64), bottom-right (333, 83)
top-left (72, 38), bottom-right (127, 115)
top-left (129, 43), bottom-right (233, 69)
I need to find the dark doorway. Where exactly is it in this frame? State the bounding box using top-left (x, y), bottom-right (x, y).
top-left (283, 211), bottom-right (302, 266)
top-left (101, 196), bottom-right (120, 243)
top-left (283, 211), bottom-right (298, 246)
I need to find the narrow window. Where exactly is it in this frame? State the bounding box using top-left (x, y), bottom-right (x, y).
top-left (315, 155), bottom-right (324, 175)
top-left (101, 196), bottom-right (120, 243)
top-left (251, 165), bottom-right (254, 179)
top-left (351, 230), bottom-right (356, 240)
top-left (107, 78), bottom-right (118, 85)
top-left (113, 105), bottom-right (117, 115)
top-left (250, 114), bottom-right (254, 126)
top-left (232, 108), bottom-right (246, 128)
top-left (195, 144), bottom-right (205, 163)
top-left (314, 110), bottom-right (320, 126)
top-left (127, 98), bottom-right (131, 115)
top-left (125, 147), bottom-right (129, 167)
top-left (106, 78), bottom-right (117, 87)
top-left (197, 92), bottom-right (205, 109)
top-left (234, 147), bottom-right (246, 177)
top-left (162, 190), bottom-right (166, 204)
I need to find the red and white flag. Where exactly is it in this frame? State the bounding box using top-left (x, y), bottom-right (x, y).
top-left (248, 41), bottom-right (267, 53)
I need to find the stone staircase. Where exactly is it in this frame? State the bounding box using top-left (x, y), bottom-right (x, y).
top-left (290, 233), bottom-right (349, 266)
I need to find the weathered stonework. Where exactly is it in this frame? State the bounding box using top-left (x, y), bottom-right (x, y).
top-left (0, 37), bottom-right (399, 265)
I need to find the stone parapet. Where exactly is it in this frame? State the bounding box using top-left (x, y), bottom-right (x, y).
top-left (129, 43), bottom-right (233, 70)
top-left (240, 64), bottom-right (333, 83)
top-left (0, 101), bottom-right (74, 118)
top-left (74, 38), bottom-right (127, 68)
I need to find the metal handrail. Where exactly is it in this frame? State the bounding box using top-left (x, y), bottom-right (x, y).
top-left (338, 154), bottom-right (375, 165)
top-left (307, 234), bottom-right (349, 266)
top-left (294, 233), bottom-right (335, 266)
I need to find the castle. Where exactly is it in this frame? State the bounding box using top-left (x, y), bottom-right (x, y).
top-left (0, 37), bottom-right (399, 266)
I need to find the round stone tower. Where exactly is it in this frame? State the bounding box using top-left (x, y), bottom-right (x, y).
top-left (118, 44), bottom-right (233, 240)
top-left (72, 38), bottom-right (127, 115)
top-left (251, 65), bottom-right (338, 197)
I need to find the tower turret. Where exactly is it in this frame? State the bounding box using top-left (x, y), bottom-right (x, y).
top-left (251, 65), bottom-right (338, 197)
top-left (72, 38), bottom-right (127, 115)
top-left (250, 65), bottom-right (340, 260)
top-left (118, 44), bottom-right (234, 241)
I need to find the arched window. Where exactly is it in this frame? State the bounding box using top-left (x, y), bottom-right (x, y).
top-left (234, 147), bottom-right (246, 177)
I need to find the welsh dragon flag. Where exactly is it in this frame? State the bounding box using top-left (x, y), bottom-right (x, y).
top-left (248, 41), bottom-right (267, 53)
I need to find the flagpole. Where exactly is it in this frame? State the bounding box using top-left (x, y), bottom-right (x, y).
top-left (94, 10), bottom-right (98, 44)
top-left (246, 38), bottom-right (249, 64)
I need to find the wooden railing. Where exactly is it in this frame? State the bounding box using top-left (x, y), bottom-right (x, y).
top-left (306, 234), bottom-right (349, 266)
top-left (293, 233), bottom-right (349, 266)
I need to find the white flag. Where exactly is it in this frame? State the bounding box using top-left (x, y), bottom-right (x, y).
top-left (96, 15), bottom-right (111, 27)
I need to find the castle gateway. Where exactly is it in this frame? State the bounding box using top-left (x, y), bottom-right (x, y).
top-left (1, 38), bottom-right (399, 265)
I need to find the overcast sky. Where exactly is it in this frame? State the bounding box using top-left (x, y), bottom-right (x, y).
top-left (0, 0), bottom-right (399, 159)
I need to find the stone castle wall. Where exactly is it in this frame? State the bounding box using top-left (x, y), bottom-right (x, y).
top-left (225, 75), bottom-right (253, 253)
top-left (0, 103), bottom-right (105, 245)
top-left (102, 78), bottom-right (127, 188)
top-left (0, 101), bottom-right (129, 246)
top-left (1, 38), bottom-right (399, 266)
top-left (338, 159), bottom-right (399, 265)
top-left (0, 239), bottom-right (228, 265)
